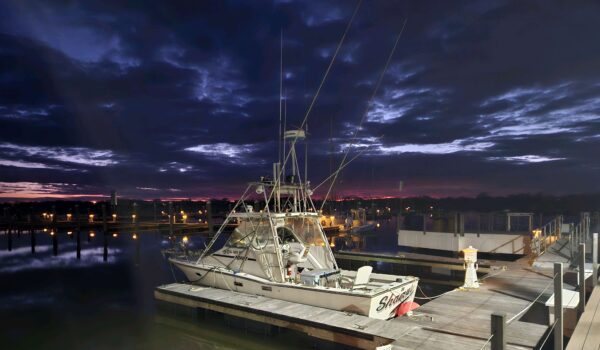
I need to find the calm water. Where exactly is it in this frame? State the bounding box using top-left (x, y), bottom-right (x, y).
top-left (0, 219), bottom-right (441, 350)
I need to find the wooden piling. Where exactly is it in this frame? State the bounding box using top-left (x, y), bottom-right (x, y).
top-left (134, 233), bottom-right (141, 266)
top-left (102, 204), bottom-right (108, 262)
top-left (491, 312), bottom-right (506, 350)
top-left (168, 202), bottom-right (174, 236)
top-left (52, 230), bottom-right (58, 256)
top-left (75, 204), bottom-right (81, 260)
top-left (554, 262), bottom-right (563, 350)
top-left (207, 200), bottom-right (214, 234)
top-left (578, 243), bottom-right (586, 318)
top-left (594, 233), bottom-right (598, 287)
top-left (7, 225), bottom-right (12, 252)
top-left (30, 227), bottom-right (35, 254)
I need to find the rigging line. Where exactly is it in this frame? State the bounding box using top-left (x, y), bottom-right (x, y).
top-left (198, 184), bottom-right (252, 262)
top-left (266, 0), bottom-right (362, 208)
top-left (312, 141), bottom-right (378, 192)
top-left (297, 0), bottom-right (362, 133)
top-left (320, 18), bottom-right (408, 211)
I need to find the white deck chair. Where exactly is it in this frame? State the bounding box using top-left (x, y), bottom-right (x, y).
top-left (352, 266), bottom-right (372, 290)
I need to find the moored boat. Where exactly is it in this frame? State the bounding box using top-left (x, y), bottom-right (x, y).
top-left (169, 130), bottom-right (418, 320)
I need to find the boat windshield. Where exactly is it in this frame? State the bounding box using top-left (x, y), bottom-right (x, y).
top-left (225, 218), bottom-right (274, 249)
top-left (284, 217), bottom-right (326, 246)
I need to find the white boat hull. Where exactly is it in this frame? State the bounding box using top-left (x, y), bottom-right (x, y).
top-left (171, 259), bottom-right (418, 320)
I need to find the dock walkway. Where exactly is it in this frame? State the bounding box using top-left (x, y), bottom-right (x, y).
top-left (156, 257), bottom-right (557, 349)
top-left (389, 260), bottom-right (552, 349)
top-left (566, 284), bottom-right (600, 350)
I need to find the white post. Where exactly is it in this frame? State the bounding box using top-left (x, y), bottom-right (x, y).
top-left (578, 243), bottom-right (586, 319)
top-left (554, 263), bottom-right (563, 350)
top-left (593, 233), bottom-right (598, 287)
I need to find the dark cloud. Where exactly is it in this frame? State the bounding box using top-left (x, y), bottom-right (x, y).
top-left (0, 0), bottom-right (599, 200)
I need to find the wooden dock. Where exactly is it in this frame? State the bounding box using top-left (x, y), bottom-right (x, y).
top-left (566, 284), bottom-right (600, 350)
top-left (154, 232), bottom-right (600, 349)
top-left (155, 256), bottom-right (565, 349)
top-left (390, 260), bottom-right (553, 349)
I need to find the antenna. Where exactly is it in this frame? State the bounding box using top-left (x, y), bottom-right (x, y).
top-left (283, 89), bottom-right (287, 178)
top-left (304, 122), bottom-right (308, 212)
top-left (278, 30), bottom-right (283, 169)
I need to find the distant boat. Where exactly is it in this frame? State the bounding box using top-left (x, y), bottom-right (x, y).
top-left (169, 129), bottom-right (419, 320)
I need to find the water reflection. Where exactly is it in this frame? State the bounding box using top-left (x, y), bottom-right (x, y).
top-left (0, 219), bottom-right (440, 349)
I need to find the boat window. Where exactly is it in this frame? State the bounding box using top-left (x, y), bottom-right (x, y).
top-left (277, 227), bottom-right (297, 243)
top-left (285, 217), bottom-right (325, 246)
top-left (225, 218), bottom-right (275, 250)
top-left (226, 227), bottom-right (251, 248)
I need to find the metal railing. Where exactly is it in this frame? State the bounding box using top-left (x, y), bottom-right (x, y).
top-left (531, 215), bottom-right (563, 257)
top-left (569, 213), bottom-right (591, 261)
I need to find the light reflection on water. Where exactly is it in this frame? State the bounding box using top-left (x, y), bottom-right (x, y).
top-left (0, 220), bottom-right (438, 349)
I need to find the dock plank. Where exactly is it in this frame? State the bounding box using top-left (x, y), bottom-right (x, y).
top-left (566, 284), bottom-right (600, 350)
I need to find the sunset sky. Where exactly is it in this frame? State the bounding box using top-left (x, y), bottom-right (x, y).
top-left (1, 1), bottom-right (600, 200)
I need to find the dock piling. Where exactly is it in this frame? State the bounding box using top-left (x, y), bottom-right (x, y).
top-left (554, 262), bottom-right (563, 350)
top-left (593, 233), bottom-right (598, 287)
top-left (491, 312), bottom-right (506, 350)
top-left (578, 243), bottom-right (586, 318)
top-left (7, 226), bottom-right (12, 251)
top-left (102, 204), bottom-right (108, 262)
top-left (30, 227), bottom-right (35, 254)
top-left (75, 205), bottom-right (81, 260)
top-left (207, 200), bottom-right (214, 234)
top-left (168, 202), bottom-right (174, 236)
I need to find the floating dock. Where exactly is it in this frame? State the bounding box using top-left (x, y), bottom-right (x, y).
top-left (566, 284), bottom-right (600, 350)
top-left (155, 249), bottom-right (596, 349)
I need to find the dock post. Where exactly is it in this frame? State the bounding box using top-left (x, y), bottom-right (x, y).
top-left (153, 201), bottom-right (157, 223)
top-left (51, 205), bottom-right (58, 255)
top-left (75, 204), bottom-right (81, 260)
top-left (168, 202), bottom-right (174, 236)
top-left (7, 226), bottom-right (12, 251)
top-left (102, 204), bottom-right (108, 262)
top-left (578, 243), bottom-right (586, 318)
top-left (570, 226), bottom-right (574, 260)
top-left (134, 233), bottom-right (141, 266)
top-left (132, 202), bottom-right (138, 224)
top-left (554, 262), bottom-right (563, 350)
top-left (593, 233), bottom-right (598, 286)
top-left (30, 226), bottom-right (35, 254)
top-left (207, 200), bottom-right (214, 234)
top-left (491, 312), bottom-right (506, 350)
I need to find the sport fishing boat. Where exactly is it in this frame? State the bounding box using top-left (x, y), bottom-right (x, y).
top-left (169, 130), bottom-right (419, 320)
